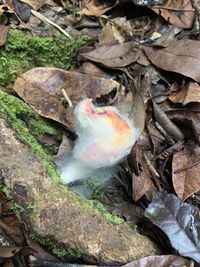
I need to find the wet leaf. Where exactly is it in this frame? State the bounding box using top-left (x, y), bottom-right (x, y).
top-left (144, 39), bottom-right (200, 82)
top-left (169, 82), bottom-right (200, 105)
top-left (145, 191), bottom-right (200, 263)
top-left (13, 0), bottom-right (31, 22)
top-left (14, 67), bottom-right (123, 130)
top-left (0, 26), bottom-right (9, 47)
top-left (122, 255), bottom-right (193, 267)
top-left (151, 0), bottom-right (196, 28)
top-left (81, 42), bottom-right (139, 68)
top-left (172, 142), bottom-right (200, 200)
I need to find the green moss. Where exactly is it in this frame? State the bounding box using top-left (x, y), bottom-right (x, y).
top-left (86, 179), bottom-right (105, 201)
top-left (54, 185), bottom-right (125, 225)
top-left (0, 29), bottom-right (89, 88)
top-left (31, 234), bottom-right (83, 258)
top-left (0, 90), bottom-right (60, 182)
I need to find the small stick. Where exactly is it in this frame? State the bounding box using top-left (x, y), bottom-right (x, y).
top-left (61, 89), bottom-right (73, 107)
top-left (152, 6), bottom-right (194, 12)
top-left (144, 153), bottom-right (162, 191)
top-left (31, 10), bottom-right (72, 39)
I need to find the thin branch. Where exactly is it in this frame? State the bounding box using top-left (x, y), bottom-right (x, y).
top-left (61, 89), bottom-right (73, 107)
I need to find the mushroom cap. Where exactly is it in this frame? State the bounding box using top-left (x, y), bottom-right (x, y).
top-left (73, 99), bottom-right (139, 168)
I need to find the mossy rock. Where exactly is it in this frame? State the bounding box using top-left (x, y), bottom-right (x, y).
top-left (0, 29), bottom-right (89, 88)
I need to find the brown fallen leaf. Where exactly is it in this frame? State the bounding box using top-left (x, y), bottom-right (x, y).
top-left (169, 82), bottom-right (200, 105)
top-left (81, 42), bottom-right (139, 68)
top-left (0, 246), bottom-right (21, 258)
top-left (144, 39), bottom-right (200, 82)
top-left (122, 255), bottom-right (193, 267)
top-left (79, 0), bottom-right (116, 16)
top-left (151, 0), bottom-right (196, 28)
top-left (20, 0), bottom-right (49, 10)
top-left (99, 17), bottom-right (132, 46)
top-left (14, 67), bottom-right (123, 129)
top-left (0, 26), bottom-right (9, 47)
top-left (172, 142), bottom-right (200, 200)
top-left (129, 145), bottom-right (155, 202)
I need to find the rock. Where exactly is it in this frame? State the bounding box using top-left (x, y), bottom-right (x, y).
top-left (0, 117), bottom-right (160, 265)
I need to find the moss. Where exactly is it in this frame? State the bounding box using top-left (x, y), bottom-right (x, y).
top-left (53, 185), bottom-right (125, 225)
top-left (0, 90), bottom-right (60, 182)
top-left (86, 179), bottom-right (105, 201)
top-left (0, 29), bottom-right (89, 88)
top-left (31, 234), bottom-right (83, 258)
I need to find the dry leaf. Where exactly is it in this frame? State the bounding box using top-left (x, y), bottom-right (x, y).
top-left (81, 42), bottom-right (138, 68)
top-left (0, 246), bottom-right (21, 258)
top-left (98, 21), bottom-right (125, 45)
top-left (79, 0), bottom-right (116, 16)
top-left (130, 146), bottom-right (155, 202)
top-left (0, 26), bottom-right (9, 47)
top-left (172, 142), bottom-right (200, 200)
top-left (144, 39), bottom-right (200, 82)
top-left (14, 67), bottom-right (123, 129)
top-left (169, 82), bottom-right (200, 104)
top-left (20, 0), bottom-right (48, 10)
top-left (151, 0), bottom-right (196, 29)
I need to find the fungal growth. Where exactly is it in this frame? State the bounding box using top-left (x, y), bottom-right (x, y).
top-left (60, 99), bottom-right (140, 184)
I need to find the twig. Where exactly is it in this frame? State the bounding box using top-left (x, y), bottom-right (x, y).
top-left (152, 6), bottom-right (194, 12)
top-left (155, 140), bottom-right (184, 160)
top-left (144, 153), bottom-right (162, 191)
top-left (31, 10), bottom-right (72, 39)
top-left (191, 0), bottom-right (200, 37)
top-left (61, 89), bottom-right (73, 107)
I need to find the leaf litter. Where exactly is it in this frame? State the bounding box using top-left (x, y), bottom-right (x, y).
top-left (1, 0), bottom-right (200, 266)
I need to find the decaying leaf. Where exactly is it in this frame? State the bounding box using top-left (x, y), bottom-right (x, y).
top-left (13, 0), bottom-right (31, 22)
top-left (0, 26), bottom-right (9, 47)
top-left (129, 146), bottom-right (155, 202)
top-left (145, 191), bottom-right (200, 263)
top-left (0, 246), bottom-right (22, 258)
top-left (98, 21), bottom-right (125, 45)
top-left (130, 84), bottom-right (145, 135)
top-left (14, 67), bottom-right (123, 129)
top-left (144, 40), bottom-right (200, 82)
top-left (99, 17), bottom-right (132, 45)
top-left (122, 255), bottom-right (193, 267)
top-left (169, 82), bottom-right (200, 105)
top-left (151, 0), bottom-right (196, 28)
top-left (81, 42), bottom-right (139, 68)
top-left (172, 142), bottom-right (200, 200)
